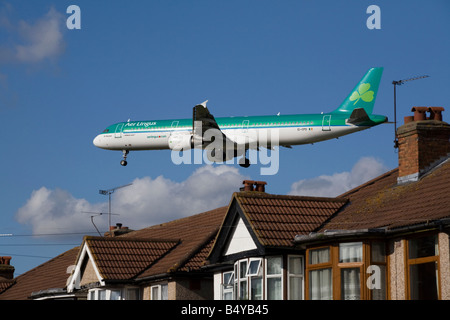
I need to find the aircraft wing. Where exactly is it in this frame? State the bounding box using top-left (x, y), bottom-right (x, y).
top-left (192, 101), bottom-right (235, 144)
top-left (192, 101), bottom-right (242, 162)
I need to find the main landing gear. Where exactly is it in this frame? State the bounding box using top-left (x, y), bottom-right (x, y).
top-left (239, 157), bottom-right (250, 168)
top-left (120, 150), bottom-right (129, 166)
top-left (239, 149), bottom-right (250, 168)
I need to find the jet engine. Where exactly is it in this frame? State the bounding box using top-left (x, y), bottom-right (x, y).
top-left (168, 132), bottom-right (194, 151)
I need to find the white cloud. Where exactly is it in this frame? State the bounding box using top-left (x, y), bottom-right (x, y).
top-left (0, 6), bottom-right (65, 64)
top-left (15, 165), bottom-right (247, 236)
top-left (288, 157), bottom-right (388, 197)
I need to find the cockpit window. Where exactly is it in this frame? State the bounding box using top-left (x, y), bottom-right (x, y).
top-left (102, 129), bottom-right (110, 133)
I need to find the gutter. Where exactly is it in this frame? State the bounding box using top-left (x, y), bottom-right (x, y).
top-left (293, 217), bottom-right (450, 246)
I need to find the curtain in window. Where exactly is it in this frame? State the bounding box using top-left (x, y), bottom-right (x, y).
top-left (267, 257), bottom-right (282, 300)
top-left (309, 268), bottom-right (332, 300)
top-left (341, 268), bottom-right (360, 300)
top-left (339, 242), bottom-right (362, 263)
top-left (309, 248), bottom-right (330, 264)
top-left (161, 284), bottom-right (168, 300)
top-left (289, 256), bottom-right (303, 300)
top-left (289, 277), bottom-right (302, 300)
top-left (267, 278), bottom-right (282, 300)
top-left (251, 277), bottom-right (263, 300)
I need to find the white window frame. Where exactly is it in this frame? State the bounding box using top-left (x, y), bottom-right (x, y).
top-left (151, 283), bottom-right (168, 300)
top-left (246, 258), bottom-right (262, 277)
top-left (87, 287), bottom-right (140, 300)
top-left (265, 256), bottom-right (283, 300)
top-left (222, 271), bottom-right (234, 300)
top-left (287, 255), bottom-right (304, 300)
top-left (225, 256), bottom-right (302, 300)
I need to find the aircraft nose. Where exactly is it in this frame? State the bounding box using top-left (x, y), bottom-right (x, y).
top-left (93, 135), bottom-right (102, 148)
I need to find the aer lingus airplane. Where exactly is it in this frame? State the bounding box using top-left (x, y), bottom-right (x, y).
top-left (93, 67), bottom-right (387, 167)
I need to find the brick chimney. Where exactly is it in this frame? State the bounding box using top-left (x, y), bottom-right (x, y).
top-left (397, 106), bottom-right (450, 184)
top-left (240, 180), bottom-right (267, 192)
top-left (104, 223), bottom-right (133, 237)
top-left (0, 256), bottom-right (15, 280)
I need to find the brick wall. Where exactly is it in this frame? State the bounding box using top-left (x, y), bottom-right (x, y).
top-left (397, 107), bottom-right (450, 183)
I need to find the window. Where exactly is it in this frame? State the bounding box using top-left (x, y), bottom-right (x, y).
top-left (339, 242), bottom-right (363, 300)
top-left (266, 257), bottom-right (282, 300)
top-left (110, 290), bottom-right (121, 300)
top-left (222, 271), bottom-right (234, 300)
top-left (88, 287), bottom-right (140, 300)
top-left (126, 288), bottom-right (140, 300)
top-left (222, 256), bottom-right (299, 300)
top-left (288, 255), bottom-right (304, 300)
top-left (247, 258), bottom-right (263, 300)
top-left (238, 260), bottom-right (248, 300)
top-left (370, 242), bottom-right (386, 300)
top-left (407, 234), bottom-right (440, 300)
top-left (151, 284), bottom-right (168, 300)
top-left (306, 242), bottom-right (386, 300)
top-left (308, 247), bottom-right (332, 300)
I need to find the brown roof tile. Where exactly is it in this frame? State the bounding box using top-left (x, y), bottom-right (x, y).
top-left (320, 160), bottom-right (450, 231)
top-left (0, 247), bottom-right (79, 300)
top-left (235, 192), bottom-right (348, 247)
top-left (84, 237), bottom-right (179, 280)
top-left (120, 206), bottom-right (228, 279)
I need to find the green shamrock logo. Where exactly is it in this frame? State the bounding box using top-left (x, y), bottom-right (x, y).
top-left (349, 83), bottom-right (374, 105)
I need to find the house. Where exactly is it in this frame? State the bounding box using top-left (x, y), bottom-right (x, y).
top-left (0, 249), bottom-right (81, 300)
top-left (206, 182), bottom-right (348, 300)
top-left (207, 106), bottom-right (450, 300)
top-left (2, 106), bottom-right (449, 300)
top-left (66, 206), bottom-right (227, 300)
top-left (0, 257), bottom-right (15, 297)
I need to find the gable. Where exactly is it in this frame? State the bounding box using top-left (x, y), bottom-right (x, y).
top-left (223, 217), bottom-right (257, 256)
top-left (67, 237), bottom-right (180, 292)
top-left (207, 192), bottom-right (348, 263)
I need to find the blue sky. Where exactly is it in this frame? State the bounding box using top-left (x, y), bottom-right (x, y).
top-left (0, 0), bottom-right (449, 276)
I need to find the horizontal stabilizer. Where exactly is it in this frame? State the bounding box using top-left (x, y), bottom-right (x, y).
top-left (347, 108), bottom-right (371, 125)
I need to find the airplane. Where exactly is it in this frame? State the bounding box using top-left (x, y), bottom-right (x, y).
top-left (93, 67), bottom-right (387, 167)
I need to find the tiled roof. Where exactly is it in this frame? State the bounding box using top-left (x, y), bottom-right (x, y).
top-left (0, 247), bottom-right (79, 300)
top-left (0, 278), bottom-right (14, 294)
top-left (84, 237), bottom-right (179, 280)
top-left (320, 159), bottom-right (450, 231)
top-left (235, 192), bottom-right (348, 247)
top-left (120, 206), bottom-right (228, 279)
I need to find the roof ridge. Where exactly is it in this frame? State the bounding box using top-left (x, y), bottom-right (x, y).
top-left (235, 191), bottom-right (348, 202)
top-left (84, 235), bottom-right (180, 243)
top-left (126, 206), bottom-right (228, 235)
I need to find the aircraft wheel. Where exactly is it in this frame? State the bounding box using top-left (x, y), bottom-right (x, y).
top-left (239, 157), bottom-right (250, 168)
top-left (120, 160), bottom-right (128, 166)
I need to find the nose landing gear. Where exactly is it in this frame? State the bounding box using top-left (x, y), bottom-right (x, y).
top-left (120, 150), bottom-right (129, 166)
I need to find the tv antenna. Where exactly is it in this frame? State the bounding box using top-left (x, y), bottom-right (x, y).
top-left (392, 74), bottom-right (429, 148)
top-left (99, 183), bottom-right (132, 229)
top-left (83, 211), bottom-right (120, 236)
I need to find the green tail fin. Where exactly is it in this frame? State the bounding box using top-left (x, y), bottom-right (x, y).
top-left (332, 67), bottom-right (383, 115)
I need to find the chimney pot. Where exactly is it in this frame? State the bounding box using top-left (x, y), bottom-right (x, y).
top-left (428, 107), bottom-right (444, 121)
top-left (254, 181), bottom-right (267, 192)
top-left (404, 116), bottom-right (414, 124)
top-left (0, 256), bottom-right (11, 265)
top-left (242, 180), bottom-right (255, 191)
top-left (411, 106), bottom-right (428, 121)
top-left (0, 256), bottom-right (14, 279)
